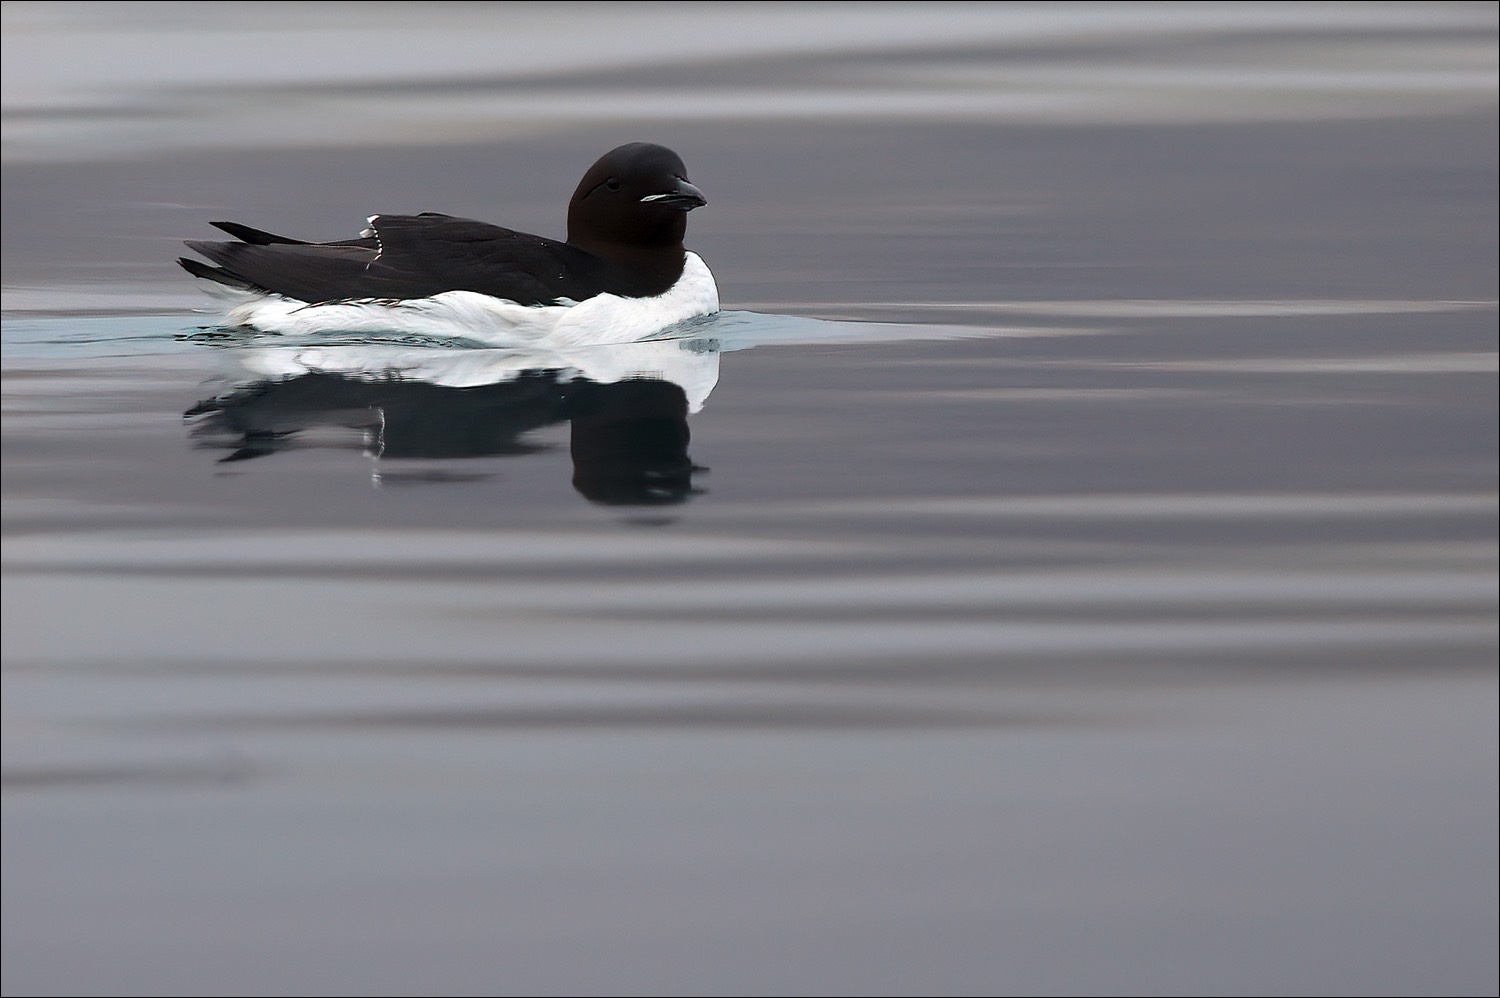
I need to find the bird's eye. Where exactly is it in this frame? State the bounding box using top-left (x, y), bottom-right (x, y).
top-left (605, 178), bottom-right (621, 191)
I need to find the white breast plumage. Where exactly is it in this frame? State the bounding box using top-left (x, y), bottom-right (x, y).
top-left (224, 253), bottom-right (720, 347)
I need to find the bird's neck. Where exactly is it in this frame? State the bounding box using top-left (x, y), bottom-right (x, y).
top-left (567, 238), bottom-right (688, 298)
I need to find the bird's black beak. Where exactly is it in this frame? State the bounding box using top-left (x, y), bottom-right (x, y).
top-left (640, 179), bottom-right (707, 211)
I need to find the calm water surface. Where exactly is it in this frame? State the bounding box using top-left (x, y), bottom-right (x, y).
top-left (3, 5), bottom-right (1497, 995)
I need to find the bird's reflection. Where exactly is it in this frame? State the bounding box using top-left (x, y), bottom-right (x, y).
top-left (185, 337), bottom-right (717, 505)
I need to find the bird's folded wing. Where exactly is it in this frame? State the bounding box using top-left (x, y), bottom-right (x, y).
top-left (185, 213), bottom-right (593, 306)
top-left (361, 213), bottom-right (588, 305)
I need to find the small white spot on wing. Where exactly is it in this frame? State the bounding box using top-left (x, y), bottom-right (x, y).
top-left (367, 215), bottom-right (382, 267)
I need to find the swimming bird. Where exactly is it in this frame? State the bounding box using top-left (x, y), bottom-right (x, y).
top-left (180, 142), bottom-right (718, 342)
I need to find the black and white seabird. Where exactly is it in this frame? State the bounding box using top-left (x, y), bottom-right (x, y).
top-left (180, 142), bottom-right (718, 342)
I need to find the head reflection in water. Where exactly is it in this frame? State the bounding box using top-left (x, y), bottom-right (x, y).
top-left (185, 338), bottom-right (716, 507)
top-left (568, 379), bottom-right (698, 505)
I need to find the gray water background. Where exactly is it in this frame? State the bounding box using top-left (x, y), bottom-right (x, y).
top-left (3, 4), bottom-right (1497, 995)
